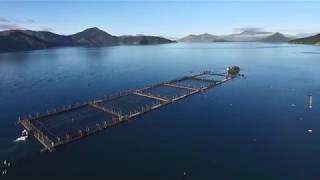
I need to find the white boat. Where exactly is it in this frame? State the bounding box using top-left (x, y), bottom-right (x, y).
top-left (14, 135), bottom-right (28, 142)
top-left (14, 129), bottom-right (29, 142)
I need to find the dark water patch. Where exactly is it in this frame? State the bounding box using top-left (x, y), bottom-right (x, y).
top-left (301, 51), bottom-right (320, 54)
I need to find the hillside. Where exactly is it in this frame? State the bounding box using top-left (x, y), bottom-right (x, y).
top-left (179, 33), bottom-right (222, 42)
top-left (23, 30), bottom-right (74, 46)
top-left (119, 35), bottom-right (174, 45)
top-left (0, 30), bottom-right (54, 52)
top-left (71, 27), bottom-right (118, 46)
top-left (259, 32), bottom-right (291, 43)
top-left (289, 34), bottom-right (320, 45)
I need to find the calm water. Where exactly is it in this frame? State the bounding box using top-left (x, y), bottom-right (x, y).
top-left (0, 43), bottom-right (320, 179)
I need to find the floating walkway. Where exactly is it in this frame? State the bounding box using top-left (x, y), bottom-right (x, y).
top-left (18, 70), bottom-right (238, 152)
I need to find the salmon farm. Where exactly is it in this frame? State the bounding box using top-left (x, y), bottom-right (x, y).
top-left (18, 69), bottom-right (240, 152)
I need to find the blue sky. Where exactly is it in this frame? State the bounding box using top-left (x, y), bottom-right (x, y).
top-left (0, 0), bottom-right (319, 37)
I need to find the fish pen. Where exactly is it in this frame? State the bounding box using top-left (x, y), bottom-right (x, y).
top-left (18, 70), bottom-right (239, 152)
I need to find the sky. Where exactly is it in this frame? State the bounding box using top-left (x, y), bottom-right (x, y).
top-left (0, 0), bottom-right (319, 37)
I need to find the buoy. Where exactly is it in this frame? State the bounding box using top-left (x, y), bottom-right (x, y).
top-left (2, 169), bottom-right (7, 175)
top-left (309, 95), bottom-right (313, 109)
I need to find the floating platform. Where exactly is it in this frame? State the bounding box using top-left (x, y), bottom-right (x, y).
top-left (18, 70), bottom-right (238, 152)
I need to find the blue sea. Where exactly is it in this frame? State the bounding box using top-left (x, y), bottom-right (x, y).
top-left (0, 43), bottom-right (320, 179)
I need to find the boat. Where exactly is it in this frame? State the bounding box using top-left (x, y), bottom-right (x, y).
top-left (14, 136), bottom-right (28, 142)
top-left (227, 66), bottom-right (240, 75)
top-left (14, 129), bottom-right (29, 142)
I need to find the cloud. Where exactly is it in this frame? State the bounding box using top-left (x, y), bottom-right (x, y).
top-left (39, 26), bottom-right (53, 32)
top-left (0, 16), bottom-right (35, 24)
top-left (0, 17), bottom-right (37, 31)
top-left (0, 17), bottom-right (23, 30)
top-left (0, 23), bottom-right (22, 30)
top-left (234, 27), bottom-right (264, 33)
top-left (26, 18), bottom-right (35, 23)
top-left (0, 17), bottom-right (10, 23)
top-left (233, 27), bottom-right (273, 35)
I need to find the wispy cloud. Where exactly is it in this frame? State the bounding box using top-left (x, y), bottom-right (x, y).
top-left (233, 27), bottom-right (273, 35)
top-left (0, 16), bottom-right (52, 31)
top-left (25, 18), bottom-right (35, 23)
top-left (39, 26), bottom-right (53, 32)
top-left (234, 27), bottom-right (263, 32)
top-left (0, 24), bottom-right (22, 30)
top-left (0, 17), bottom-right (10, 23)
top-left (0, 16), bottom-right (26, 30)
top-left (0, 17), bottom-right (35, 23)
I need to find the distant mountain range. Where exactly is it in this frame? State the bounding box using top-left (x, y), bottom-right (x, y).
top-left (289, 34), bottom-right (320, 45)
top-left (0, 27), bottom-right (174, 53)
top-left (179, 33), bottom-right (227, 42)
top-left (178, 31), bottom-right (292, 43)
top-left (1, 27), bottom-right (320, 53)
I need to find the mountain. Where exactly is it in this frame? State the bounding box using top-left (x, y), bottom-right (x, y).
top-left (178, 31), bottom-right (294, 43)
top-left (179, 33), bottom-right (223, 42)
top-left (71, 27), bottom-right (118, 46)
top-left (294, 33), bottom-right (319, 39)
top-left (289, 34), bottom-right (320, 45)
top-left (259, 32), bottom-right (291, 43)
top-left (178, 31), bottom-right (291, 42)
top-left (23, 30), bottom-right (74, 46)
top-left (0, 27), bottom-right (174, 53)
top-left (119, 35), bottom-right (174, 45)
top-left (0, 30), bottom-right (54, 52)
